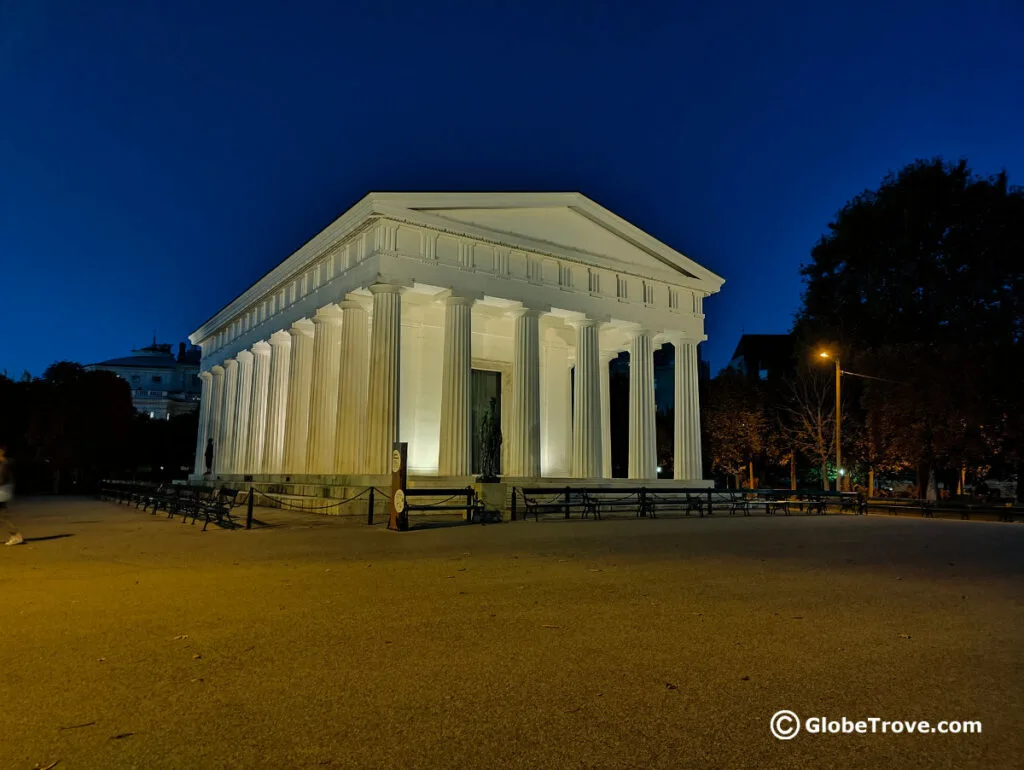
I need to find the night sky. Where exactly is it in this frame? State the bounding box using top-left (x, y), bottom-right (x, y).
top-left (2, 0), bottom-right (1021, 378)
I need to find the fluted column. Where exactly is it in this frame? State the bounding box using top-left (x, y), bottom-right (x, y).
top-left (247, 341), bottom-right (272, 474)
top-left (194, 371), bottom-right (214, 475)
top-left (336, 298), bottom-right (369, 474)
top-left (628, 330), bottom-right (657, 479)
top-left (208, 366), bottom-right (224, 473)
top-left (219, 358), bottom-right (239, 474)
top-left (305, 305), bottom-right (344, 474)
top-left (365, 284), bottom-right (402, 475)
top-left (264, 330), bottom-right (292, 474)
top-left (600, 351), bottom-right (614, 478)
top-left (438, 296), bottom-right (473, 476)
top-left (508, 309), bottom-right (541, 477)
top-left (283, 319), bottom-right (315, 473)
top-left (232, 350), bottom-right (254, 474)
top-left (570, 319), bottom-right (602, 478)
top-left (673, 336), bottom-right (703, 480)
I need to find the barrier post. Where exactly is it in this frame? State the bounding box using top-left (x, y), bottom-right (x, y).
top-left (246, 487), bottom-right (254, 530)
top-left (511, 488), bottom-right (517, 521)
top-left (367, 487), bottom-right (375, 525)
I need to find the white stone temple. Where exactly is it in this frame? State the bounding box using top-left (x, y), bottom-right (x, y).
top-left (188, 193), bottom-right (723, 495)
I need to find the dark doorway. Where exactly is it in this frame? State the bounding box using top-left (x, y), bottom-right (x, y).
top-left (471, 369), bottom-right (502, 475)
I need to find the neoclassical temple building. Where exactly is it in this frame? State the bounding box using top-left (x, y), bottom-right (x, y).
top-left (189, 193), bottom-right (723, 491)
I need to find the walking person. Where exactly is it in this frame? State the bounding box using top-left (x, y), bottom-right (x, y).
top-left (0, 447), bottom-right (22, 546)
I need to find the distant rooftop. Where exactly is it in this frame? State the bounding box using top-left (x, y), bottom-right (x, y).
top-left (90, 341), bottom-right (200, 369)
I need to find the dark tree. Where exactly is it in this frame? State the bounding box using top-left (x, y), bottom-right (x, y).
top-left (795, 158), bottom-right (1024, 500)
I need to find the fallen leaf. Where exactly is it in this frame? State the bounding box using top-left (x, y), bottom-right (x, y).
top-left (34, 761), bottom-right (60, 770)
top-left (97, 658), bottom-right (106, 663)
top-left (665, 682), bottom-right (678, 691)
top-left (192, 654), bottom-right (202, 660)
top-left (541, 624), bottom-right (561, 629)
top-left (899, 633), bottom-right (912, 639)
top-left (740, 676), bottom-right (750, 681)
top-left (58, 721), bottom-right (95, 731)
top-left (110, 733), bottom-right (134, 740)
top-left (173, 634), bottom-right (190, 641)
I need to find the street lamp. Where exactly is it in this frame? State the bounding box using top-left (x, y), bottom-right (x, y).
top-left (818, 350), bottom-right (843, 491)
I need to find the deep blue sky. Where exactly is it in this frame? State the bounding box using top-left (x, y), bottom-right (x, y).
top-left (2, 0), bottom-right (1021, 378)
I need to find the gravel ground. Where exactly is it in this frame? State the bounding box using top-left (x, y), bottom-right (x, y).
top-left (1, 498), bottom-right (1021, 769)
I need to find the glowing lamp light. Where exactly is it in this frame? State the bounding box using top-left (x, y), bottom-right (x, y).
top-left (657, 466), bottom-right (663, 473)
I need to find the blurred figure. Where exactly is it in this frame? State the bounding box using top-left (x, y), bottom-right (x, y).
top-left (204, 438), bottom-right (214, 475)
top-left (0, 447), bottom-right (22, 546)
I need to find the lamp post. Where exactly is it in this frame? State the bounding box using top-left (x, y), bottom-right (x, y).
top-left (818, 351), bottom-right (843, 491)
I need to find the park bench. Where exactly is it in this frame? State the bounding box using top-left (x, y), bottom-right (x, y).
top-left (886, 499), bottom-right (934, 517)
top-left (645, 489), bottom-right (706, 517)
top-left (516, 487), bottom-right (593, 521)
top-left (193, 487), bottom-right (241, 530)
top-left (585, 489), bottom-right (649, 519)
top-left (401, 487), bottom-right (483, 520)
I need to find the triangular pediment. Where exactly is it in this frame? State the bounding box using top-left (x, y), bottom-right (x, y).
top-left (369, 193), bottom-right (724, 291)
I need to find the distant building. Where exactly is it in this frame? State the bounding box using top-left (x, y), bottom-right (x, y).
top-left (87, 341), bottom-right (202, 419)
top-left (725, 334), bottom-right (794, 382)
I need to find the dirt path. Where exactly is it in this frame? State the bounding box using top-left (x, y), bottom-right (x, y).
top-left (1, 498), bottom-right (1021, 769)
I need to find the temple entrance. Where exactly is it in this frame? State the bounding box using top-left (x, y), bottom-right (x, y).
top-left (471, 369), bottom-right (502, 475)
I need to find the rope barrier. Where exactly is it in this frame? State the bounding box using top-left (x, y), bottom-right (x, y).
top-left (405, 491), bottom-right (467, 508)
top-left (253, 486), bottom-right (372, 511)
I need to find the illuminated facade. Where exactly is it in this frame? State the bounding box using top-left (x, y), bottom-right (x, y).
top-left (189, 193), bottom-right (723, 482)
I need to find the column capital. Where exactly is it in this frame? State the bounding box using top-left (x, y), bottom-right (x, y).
top-left (368, 282), bottom-right (406, 295)
top-left (223, 357), bottom-right (239, 370)
top-left (210, 364), bottom-right (225, 376)
top-left (507, 303), bottom-right (547, 319)
top-left (236, 349), bottom-right (254, 363)
top-left (443, 293), bottom-right (479, 307)
top-left (199, 370), bottom-right (214, 382)
top-left (565, 317), bottom-right (599, 330)
top-left (626, 327), bottom-right (654, 340)
top-left (252, 340), bottom-right (272, 356)
top-left (339, 297), bottom-right (369, 312)
top-left (269, 329), bottom-right (292, 347)
top-left (313, 303), bottom-right (344, 325)
top-left (661, 330), bottom-right (695, 346)
top-left (289, 318), bottom-right (315, 338)
top-left (599, 349), bottom-right (619, 362)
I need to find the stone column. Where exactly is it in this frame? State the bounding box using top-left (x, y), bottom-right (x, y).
top-left (208, 366), bottom-right (224, 473)
top-left (628, 330), bottom-right (657, 479)
top-left (673, 336), bottom-right (703, 480)
top-left (247, 341), bottom-right (272, 473)
top-left (306, 304), bottom-right (344, 474)
top-left (600, 351), bottom-right (614, 479)
top-left (193, 370), bottom-right (213, 475)
top-left (232, 350), bottom-right (254, 474)
top-left (364, 284), bottom-right (402, 475)
top-left (283, 319), bottom-right (315, 474)
top-left (508, 309), bottom-right (541, 478)
top-left (336, 298), bottom-right (369, 474)
top-left (570, 319), bottom-right (602, 478)
top-left (437, 296), bottom-right (473, 476)
top-left (263, 331), bottom-right (292, 474)
top-left (219, 358), bottom-right (239, 474)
